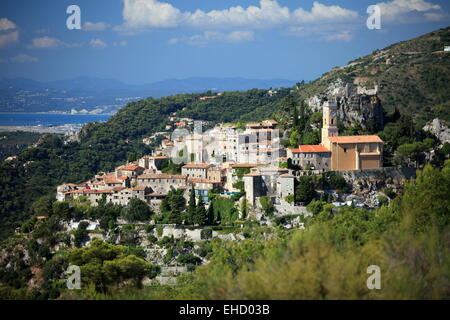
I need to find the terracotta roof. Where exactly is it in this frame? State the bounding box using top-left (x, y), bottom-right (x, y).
top-left (104, 178), bottom-right (122, 184)
top-left (291, 145), bottom-right (331, 153)
top-left (65, 189), bottom-right (113, 195)
top-left (328, 135), bottom-right (383, 144)
top-left (188, 178), bottom-right (221, 184)
top-left (230, 163), bottom-right (257, 168)
top-left (122, 165), bottom-right (143, 171)
top-left (280, 174), bottom-right (295, 178)
top-left (182, 163), bottom-right (212, 169)
top-left (131, 186), bottom-right (147, 191)
top-left (117, 177), bottom-right (128, 180)
top-left (137, 174), bottom-right (187, 180)
top-left (145, 193), bottom-right (167, 197)
top-left (244, 173), bottom-right (262, 177)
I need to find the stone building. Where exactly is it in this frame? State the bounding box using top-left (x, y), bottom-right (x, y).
top-left (288, 145), bottom-right (331, 170)
top-left (328, 136), bottom-right (384, 170)
top-left (138, 155), bottom-right (169, 170)
top-left (320, 98), bottom-right (384, 171)
top-left (136, 173), bottom-right (187, 194)
top-left (277, 174), bottom-right (295, 204)
top-left (182, 163), bottom-right (212, 179)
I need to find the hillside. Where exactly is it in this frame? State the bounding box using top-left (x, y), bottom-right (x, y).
top-left (1, 27), bottom-right (449, 240)
top-left (296, 26), bottom-right (450, 126)
top-left (0, 77), bottom-right (296, 114)
top-left (0, 89), bottom-right (291, 239)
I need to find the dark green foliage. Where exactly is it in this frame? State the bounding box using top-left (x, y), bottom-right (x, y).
top-left (0, 131), bottom-right (42, 161)
top-left (160, 189), bottom-right (186, 224)
top-left (176, 253), bottom-right (202, 265)
top-left (295, 176), bottom-right (317, 204)
top-left (193, 196), bottom-right (208, 226)
top-left (122, 198), bottom-right (153, 222)
top-left (73, 221), bottom-right (89, 248)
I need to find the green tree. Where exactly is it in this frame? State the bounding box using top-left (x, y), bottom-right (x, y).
top-left (194, 196), bottom-right (208, 226)
top-left (295, 176), bottom-right (316, 204)
top-left (68, 239), bottom-right (157, 292)
top-left (122, 198), bottom-right (153, 222)
top-left (186, 187), bottom-right (196, 225)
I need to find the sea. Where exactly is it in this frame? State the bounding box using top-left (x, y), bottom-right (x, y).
top-left (0, 113), bottom-right (111, 127)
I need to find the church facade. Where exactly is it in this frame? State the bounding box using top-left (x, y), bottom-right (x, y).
top-left (289, 99), bottom-right (384, 171)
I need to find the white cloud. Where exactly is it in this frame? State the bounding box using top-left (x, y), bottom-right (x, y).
top-left (0, 18), bottom-right (16, 31)
top-left (292, 2), bottom-right (358, 23)
top-left (285, 25), bottom-right (355, 42)
top-left (376, 0), bottom-right (443, 23)
top-left (90, 38), bottom-right (108, 48)
top-left (0, 31), bottom-right (19, 48)
top-left (0, 18), bottom-right (19, 49)
top-left (29, 36), bottom-right (85, 49)
top-left (83, 21), bottom-right (111, 31)
top-left (113, 40), bottom-right (128, 46)
top-left (424, 12), bottom-right (448, 21)
top-left (227, 30), bottom-right (255, 43)
top-left (182, 0), bottom-right (290, 29)
top-left (119, 0), bottom-right (359, 31)
top-left (325, 31), bottom-right (353, 42)
top-left (10, 54), bottom-right (38, 63)
top-left (122, 0), bottom-right (181, 28)
top-left (169, 30), bottom-right (254, 46)
top-left (30, 36), bottom-right (63, 48)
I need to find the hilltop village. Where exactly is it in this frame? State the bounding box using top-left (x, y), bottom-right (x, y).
top-left (57, 98), bottom-right (385, 218)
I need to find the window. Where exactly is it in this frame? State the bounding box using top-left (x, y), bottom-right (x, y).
top-left (344, 148), bottom-right (348, 153)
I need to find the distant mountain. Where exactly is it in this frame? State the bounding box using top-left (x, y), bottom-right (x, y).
top-left (0, 76), bottom-right (297, 113)
top-left (136, 77), bottom-right (297, 95)
top-left (0, 76), bottom-right (296, 95)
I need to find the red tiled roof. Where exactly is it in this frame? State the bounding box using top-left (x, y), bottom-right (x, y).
top-left (230, 163), bottom-right (257, 168)
top-left (182, 163), bottom-right (212, 169)
top-left (122, 165), bottom-right (143, 171)
top-left (131, 186), bottom-right (147, 191)
top-left (328, 135), bottom-right (383, 144)
top-left (137, 174), bottom-right (187, 179)
top-left (291, 145), bottom-right (331, 153)
top-left (65, 189), bottom-right (113, 195)
top-left (188, 178), bottom-right (221, 184)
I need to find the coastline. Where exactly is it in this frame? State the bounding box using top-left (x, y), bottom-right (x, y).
top-left (0, 125), bottom-right (83, 134)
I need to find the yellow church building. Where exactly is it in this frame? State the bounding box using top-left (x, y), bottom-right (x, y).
top-left (320, 99), bottom-right (384, 171)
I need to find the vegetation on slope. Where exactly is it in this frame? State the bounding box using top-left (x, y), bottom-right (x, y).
top-left (295, 26), bottom-right (450, 126)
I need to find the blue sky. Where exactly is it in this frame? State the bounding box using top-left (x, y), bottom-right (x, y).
top-left (0, 0), bottom-right (449, 84)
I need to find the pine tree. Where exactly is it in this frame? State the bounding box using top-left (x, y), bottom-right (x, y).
top-left (194, 196), bottom-right (208, 226)
top-left (207, 201), bottom-right (215, 225)
top-left (186, 186), bottom-right (196, 225)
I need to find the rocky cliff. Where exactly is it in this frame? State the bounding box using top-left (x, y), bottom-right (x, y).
top-left (306, 79), bottom-right (384, 132)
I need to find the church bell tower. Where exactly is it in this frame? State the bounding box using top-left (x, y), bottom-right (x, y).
top-left (321, 98), bottom-right (339, 150)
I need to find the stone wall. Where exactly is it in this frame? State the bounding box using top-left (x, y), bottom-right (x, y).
top-left (336, 167), bottom-right (416, 196)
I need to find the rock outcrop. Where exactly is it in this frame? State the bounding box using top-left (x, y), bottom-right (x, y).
top-left (423, 118), bottom-right (450, 146)
top-left (306, 79), bottom-right (384, 132)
